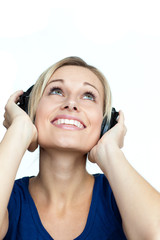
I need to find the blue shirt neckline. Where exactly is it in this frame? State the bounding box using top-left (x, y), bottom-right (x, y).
top-left (24, 174), bottom-right (100, 240)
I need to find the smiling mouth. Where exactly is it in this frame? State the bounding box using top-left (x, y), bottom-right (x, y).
top-left (52, 119), bottom-right (86, 129)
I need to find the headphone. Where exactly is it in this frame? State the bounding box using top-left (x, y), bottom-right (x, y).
top-left (18, 85), bottom-right (34, 114)
top-left (100, 108), bottom-right (119, 137)
top-left (18, 86), bottom-right (119, 137)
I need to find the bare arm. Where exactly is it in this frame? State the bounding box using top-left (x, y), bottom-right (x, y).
top-left (0, 91), bottom-right (37, 238)
top-left (89, 111), bottom-right (160, 240)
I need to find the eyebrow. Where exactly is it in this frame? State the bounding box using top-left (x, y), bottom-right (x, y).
top-left (47, 79), bottom-right (99, 94)
top-left (47, 79), bottom-right (64, 86)
top-left (83, 82), bottom-right (100, 94)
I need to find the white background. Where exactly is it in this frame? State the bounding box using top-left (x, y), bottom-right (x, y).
top-left (0, 0), bottom-right (160, 190)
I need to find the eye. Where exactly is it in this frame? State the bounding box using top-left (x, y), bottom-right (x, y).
top-left (49, 87), bottom-right (63, 96)
top-left (83, 91), bottom-right (96, 101)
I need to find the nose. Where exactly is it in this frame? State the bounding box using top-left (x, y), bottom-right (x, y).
top-left (61, 99), bottom-right (79, 112)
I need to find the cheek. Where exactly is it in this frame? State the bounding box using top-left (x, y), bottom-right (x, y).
top-left (34, 101), bottom-right (49, 143)
top-left (87, 109), bottom-right (103, 146)
top-left (34, 98), bottom-right (52, 125)
top-left (90, 107), bottom-right (103, 127)
top-left (34, 103), bottom-right (45, 128)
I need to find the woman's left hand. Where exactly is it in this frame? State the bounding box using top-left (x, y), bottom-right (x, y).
top-left (88, 110), bottom-right (127, 167)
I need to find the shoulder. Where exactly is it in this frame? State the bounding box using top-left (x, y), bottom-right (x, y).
top-left (93, 173), bottom-right (114, 208)
top-left (8, 176), bottom-right (32, 215)
top-left (93, 173), bottom-right (111, 195)
top-left (14, 176), bottom-right (31, 187)
top-left (4, 177), bottom-right (33, 239)
top-left (93, 173), bottom-right (122, 223)
top-left (94, 173), bottom-right (116, 200)
top-left (12, 176), bottom-right (33, 194)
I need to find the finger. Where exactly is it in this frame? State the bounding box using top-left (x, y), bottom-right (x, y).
top-left (118, 110), bottom-right (125, 124)
top-left (28, 141), bottom-right (38, 152)
top-left (88, 154), bottom-right (96, 163)
top-left (8, 90), bottom-right (24, 104)
top-left (88, 149), bottom-right (96, 163)
top-left (3, 111), bottom-right (10, 123)
top-left (124, 125), bottom-right (127, 136)
top-left (3, 119), bottom-right (9, 129)
top-left (5, 90), bottom-right (24, 114)
top-left (3, 111), bottom-right (7, 119)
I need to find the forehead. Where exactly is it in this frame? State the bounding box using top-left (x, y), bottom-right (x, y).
top-left (48, 65), bottom-right (104, 92)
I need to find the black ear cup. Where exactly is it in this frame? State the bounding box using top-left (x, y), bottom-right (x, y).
top-left (100, 108), bottom-right (119, 138)
top-left (18, 85), bottom-right (34, 114)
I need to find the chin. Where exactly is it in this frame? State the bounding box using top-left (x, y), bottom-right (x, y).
top-left (39, 138), bottom-right (94, 154)
top-left (38, 129), bottom-right (100, 153)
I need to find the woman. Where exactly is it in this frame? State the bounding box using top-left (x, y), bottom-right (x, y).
top-left (0, 57), bottom-right (160, 239)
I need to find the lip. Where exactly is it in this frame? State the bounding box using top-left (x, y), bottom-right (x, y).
top-left (51, 115), bottom-right (86, 128)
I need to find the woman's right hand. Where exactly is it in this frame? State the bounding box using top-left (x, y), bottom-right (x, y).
top-left (3, 90), bottom-right (38, 152)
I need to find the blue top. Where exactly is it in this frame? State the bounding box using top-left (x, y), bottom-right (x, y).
top-left (4, 174), bottom-right (127, 239)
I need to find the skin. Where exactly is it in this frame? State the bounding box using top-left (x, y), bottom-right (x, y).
top-left (1, 65), bottom-right (160, 239)
top-left (29, 66), bottom-right (105, 239)
top-left (35, 66), bottom-right (104, 153)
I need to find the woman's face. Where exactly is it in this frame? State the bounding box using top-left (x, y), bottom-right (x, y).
top-left (35, 65), bottom-right (104, 153)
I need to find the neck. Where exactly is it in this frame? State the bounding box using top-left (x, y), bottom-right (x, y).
top-left (33, 147), bottom-right (92, 205)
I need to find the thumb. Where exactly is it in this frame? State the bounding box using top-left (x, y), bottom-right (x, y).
top-left (88, 148), bottom-right (96, 163)
top-left (28, 140), bottom-right (38, 152)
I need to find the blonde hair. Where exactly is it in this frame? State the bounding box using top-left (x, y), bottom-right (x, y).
top-left (28, 56), bottom-right (112, 122)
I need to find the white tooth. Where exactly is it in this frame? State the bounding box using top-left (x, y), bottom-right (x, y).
top-left (75, 120), bottom-right (80, 128)
top-left (70, 120), bottom-right (74, 125)
top-left (73, 120), bottom-right (77, 127)
top-left (61, 119), bottom-right (65, 124)
top-left (55, 119), bottom-right (83, 128)
top-left (64, 119), bottom-right (69, 124)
